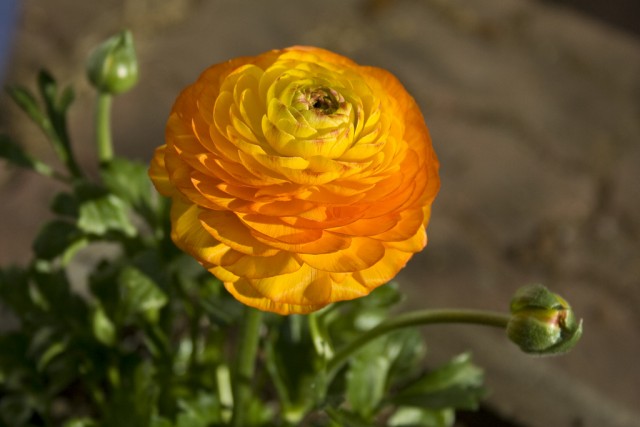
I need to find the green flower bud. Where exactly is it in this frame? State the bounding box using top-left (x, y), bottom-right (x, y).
top-left (507, 284), bottom-right (582, 356)
top-left (86, 30), bottom-right (138, 94)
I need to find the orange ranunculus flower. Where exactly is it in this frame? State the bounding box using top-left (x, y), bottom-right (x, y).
top-left (149, 46), bottom-right (440, 315)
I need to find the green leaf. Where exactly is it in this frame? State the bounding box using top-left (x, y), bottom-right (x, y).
top-left (387, 329), bottom-right (428, 386)
top-left (30, 267), bottom-right (89, 331)
top-left (0, 267), bottom-right (34, 320)
top-left (58, 86), bottom-right (75, 114)
top-left (101, 157), bottom-right (153, 210)
top-left (174, 393), bottom-right (222, 427)
top-left (346, 345), bottom-right (390, 420)
top-left (391, 353), bottom-right (485, 411)
top-left (38, 70), bottom-right (68, 139)
top-left (150, 416), bottom-right (174, 427)
top-left (0, 333), bottom-right (30, 386)
top-left (358, 282), bottom-right (403, 309)
top-left (265, 316), bottom-right (318, 422)
top-left (78, 191), bottom-right (136, 237)
top-left (88, 261), bottom-right (121, 317)
top-left (37, 69), bottom-right (58, 110)
top-left (119, 266), bottom-right (168, 322)
top-left (63, 418), bottom-right (98, 427)
top-left (0, 395), bottom-right (33, 427)
top-left (92, 304), bottom-right (116, 346)
top-left (190, 273), bottom-right (242, 327)
top-left (36, 337), bottom-right (69, 372)
top-left (326, 283), bottom-right (403, 347)
top-left (325, 407), bottom-right (372, 427)
top-left (7, 72), bottom-right (80, 177)
top-left (51, 192), bottom-right (79, 217)
top-left (30, 267), bottom-right (70, 310)
top-left (0, 134), bottom-right (54, 176)
top-left (103, 363), bottom-right (159, 427)
top-left (5, 85), bottom-right (47, 126)
top-left (388, 407), bottom-right (455, 427)
top-left (345, 329), bottom-right (423, 420)
top-left (32, 220), bottom-right (83, 260)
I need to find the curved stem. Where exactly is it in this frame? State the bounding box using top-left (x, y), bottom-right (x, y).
top-left (231, 307), bottom-right (263, 427)
top-left (326, 309), bottom-right (510, 379)
top-left (96, 92), bottom-right (113, 164)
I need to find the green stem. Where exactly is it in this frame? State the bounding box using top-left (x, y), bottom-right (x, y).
top-left (326, 309), bottom-right (510, 379)
top-left (231, 307), bottom-right (263, 427)
top-left (96, 92), bottom-right (113, 164)
top-left (309, 312), bottom-right (334, 360)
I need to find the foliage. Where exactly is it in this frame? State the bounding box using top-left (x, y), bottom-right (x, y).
top-left (0, 32), bottom-right (581, 427)
top-left (0, 67), bottom-right (485, 427)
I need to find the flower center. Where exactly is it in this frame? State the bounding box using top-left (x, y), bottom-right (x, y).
top-left (296, 87), bottom-right (345, 115)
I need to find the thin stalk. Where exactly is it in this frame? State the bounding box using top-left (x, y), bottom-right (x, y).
top-left (309, 312), bottom-right (334, 360)
top-left (327, 309), bottom-right (510, 379)
top-left (231, 307), bottom-right (263, 427)
top-left (96, 93), bottom-right (113, 164)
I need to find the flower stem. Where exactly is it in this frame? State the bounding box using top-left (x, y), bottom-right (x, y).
top-left (231, 306), bottom-right (263, 427)
top-left (96, 92), bottom-right (113, 164)
top-left (309, 312), bottom-right (334, 360)
top-left (326, 309), bottom-right (510, 379)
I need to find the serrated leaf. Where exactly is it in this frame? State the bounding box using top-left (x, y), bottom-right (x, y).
top-left (101, 157), bottom-right (153, 209)
top-left (5, 85), bottom-right (46, 126)
top-left (78, 193), bottom-right (136, 237)
top-left (119, 266), bottom-right (167, 322)
top-left (32, 220), bottom-right (82, 260)
top-left (346, 348), bottom-right (390, 419)
top-left (345, 329), bottom-right (423, 420)
top-left (391, 353), bottom-right (485, 411)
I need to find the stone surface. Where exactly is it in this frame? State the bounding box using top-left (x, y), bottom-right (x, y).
top-left (1, 0), bottom-right (639, 426)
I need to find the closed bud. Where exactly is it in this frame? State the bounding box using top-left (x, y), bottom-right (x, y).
top-left (86, 30), bottom-right (138, 94)
top-left (507, 284), bottom-right (582, 356)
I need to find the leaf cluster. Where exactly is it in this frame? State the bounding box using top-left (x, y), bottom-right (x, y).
top-left (0, 71), bottom-right (486, 427)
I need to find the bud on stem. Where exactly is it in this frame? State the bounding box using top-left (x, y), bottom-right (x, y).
top-left (86, 30), bottom-right (138, 95)
top-left (507, 284), bottom-right (582, 355)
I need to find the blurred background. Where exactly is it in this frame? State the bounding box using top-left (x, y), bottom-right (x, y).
top-left (0, 0), bottom-right (638, 426)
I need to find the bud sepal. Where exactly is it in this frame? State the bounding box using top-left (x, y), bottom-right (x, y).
top-left (507, 284), bottom-right (583, 356)
top-left (86, 30), bottom-right (138, 95)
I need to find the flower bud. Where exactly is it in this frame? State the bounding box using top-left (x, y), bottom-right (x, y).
top-left (507, 284), bottom-right (582, 355)
top-left (86, 30), bottom-right (138, 94)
